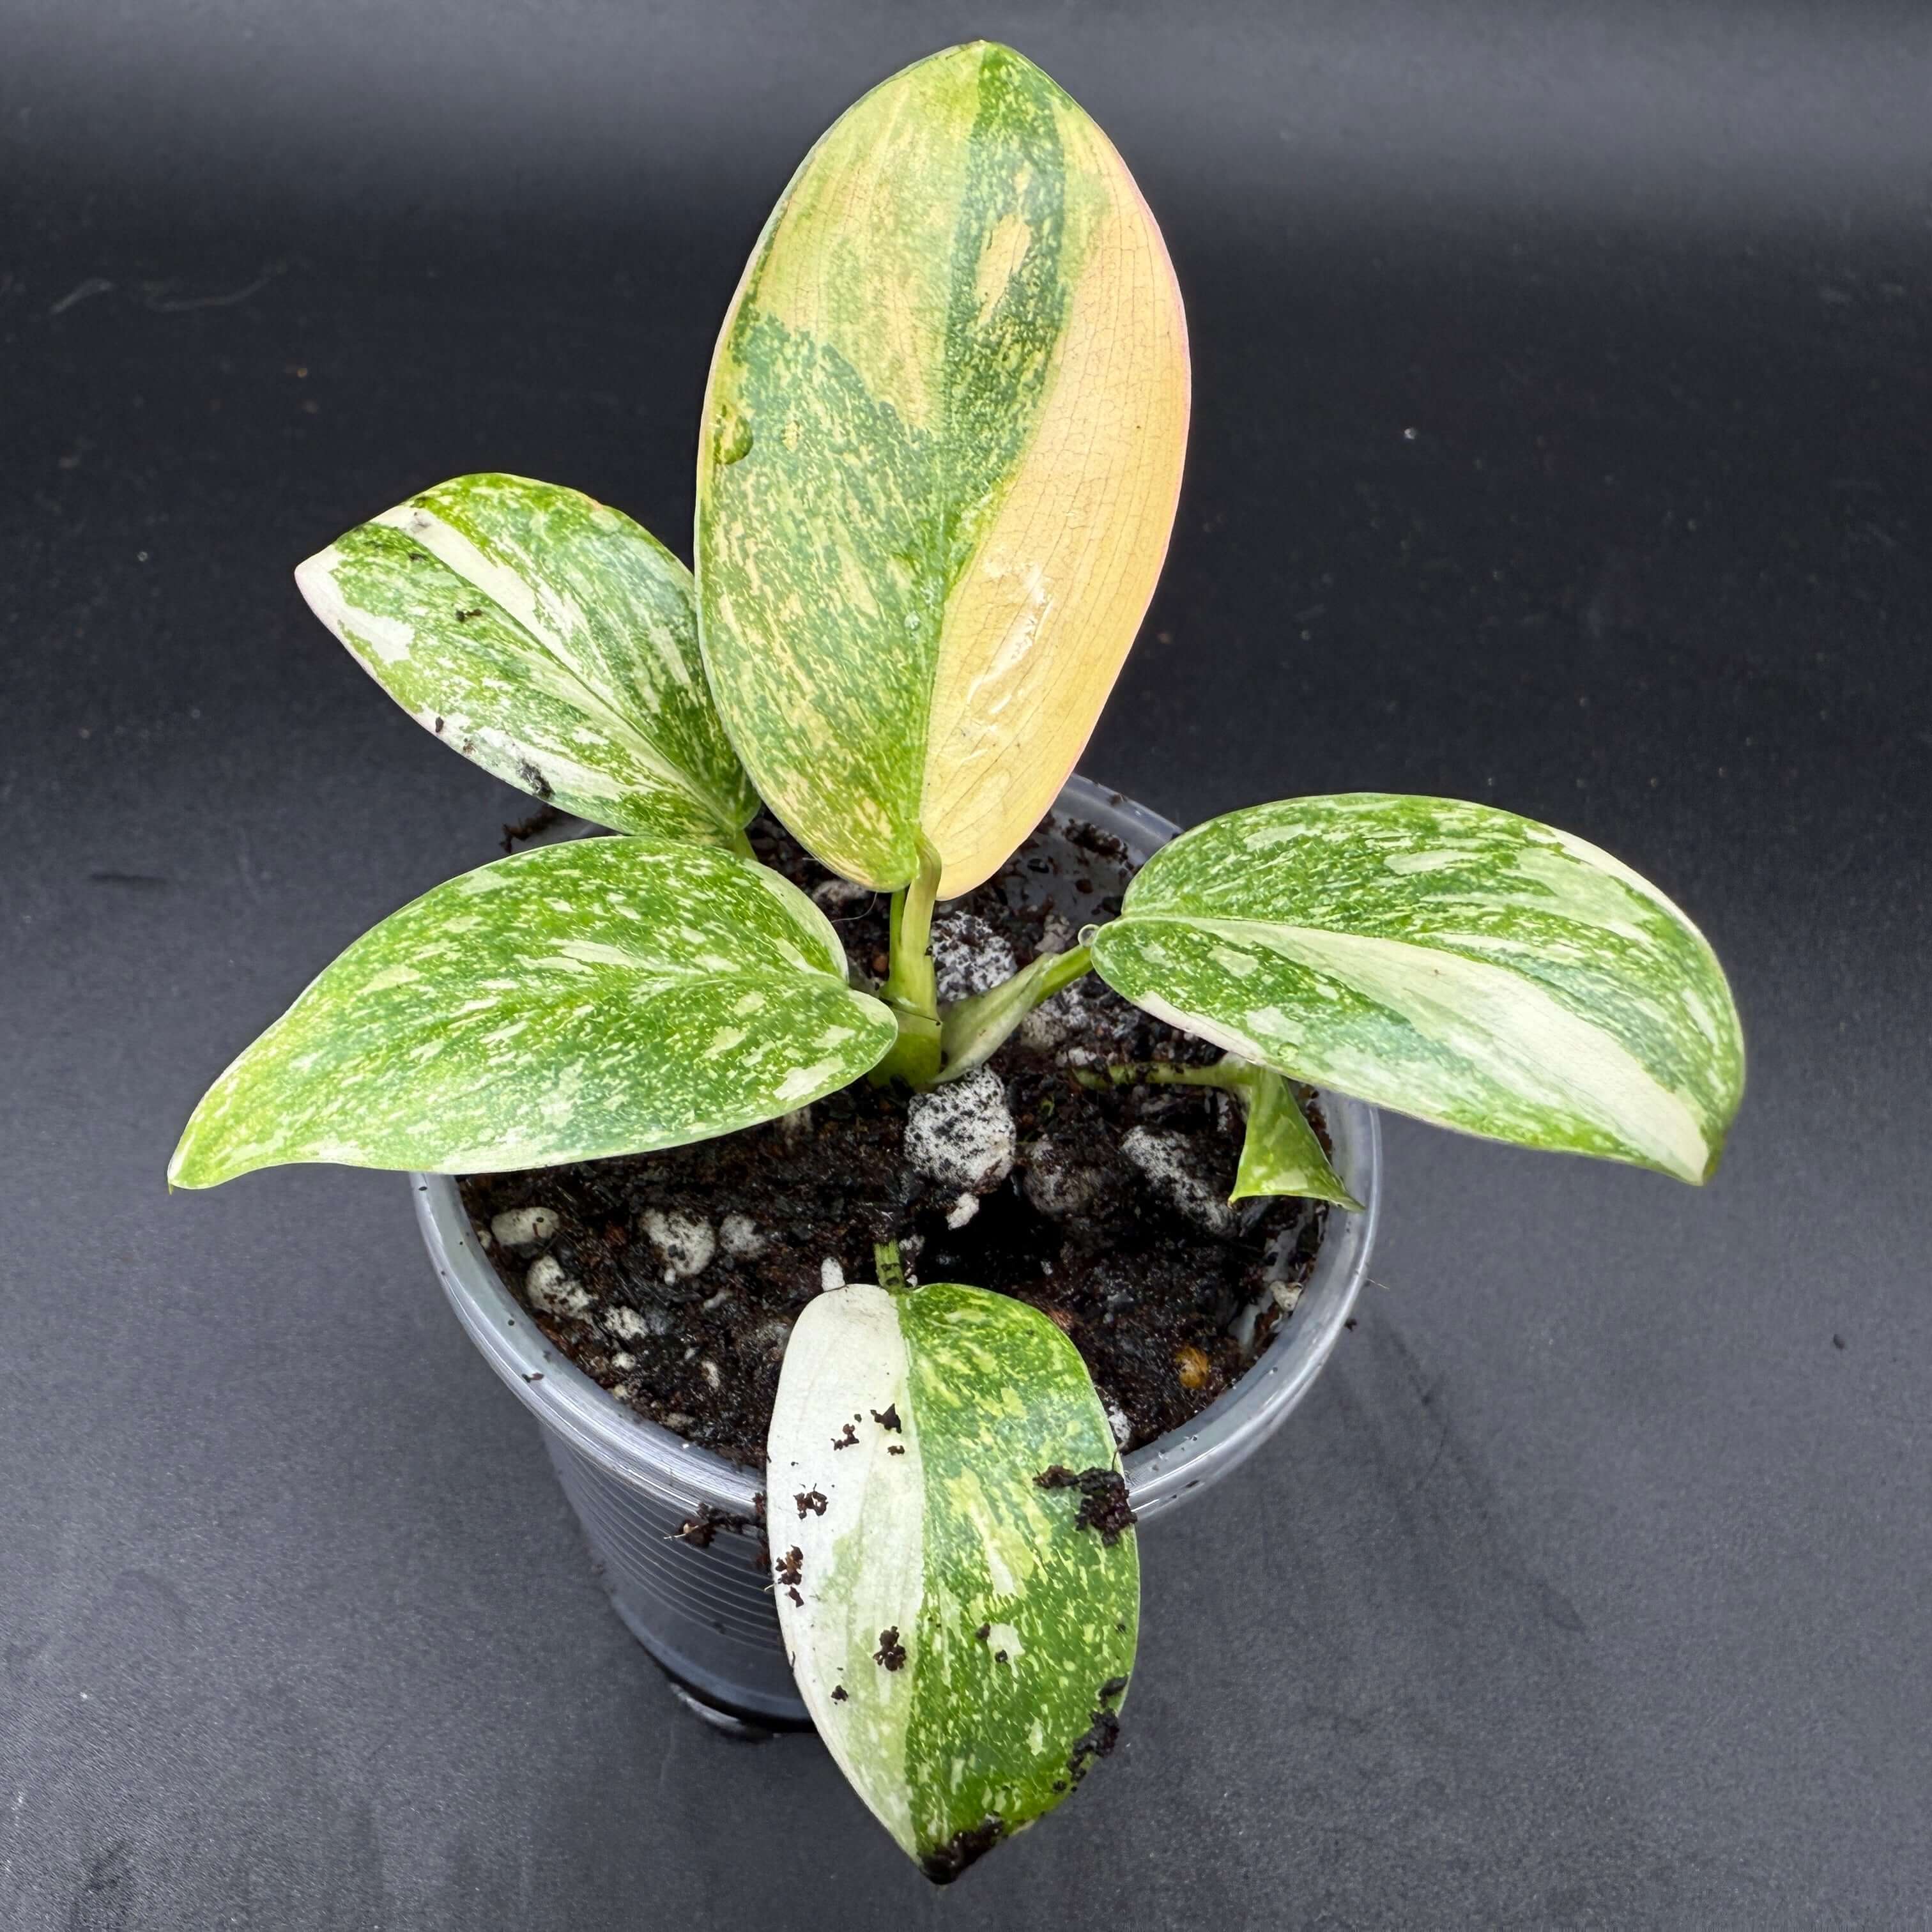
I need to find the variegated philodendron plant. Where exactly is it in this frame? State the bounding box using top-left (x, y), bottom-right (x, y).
top-left (171, 43), bottom-right (1745, 1881)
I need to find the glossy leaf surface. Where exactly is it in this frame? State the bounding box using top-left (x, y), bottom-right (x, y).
top-left (1091, 795), bottom-right (1745, 1184)
top-left (697, 42), bottom-right (1189, 894)
top-left (769, 1280), bottom-right (1138, 1879)
top-left (296, 473), bottom-right (757, 847)
top-left (169, 838), bottom-right (894, 1186)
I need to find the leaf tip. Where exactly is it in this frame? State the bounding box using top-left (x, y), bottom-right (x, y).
top-left (165, 1126), bottom-right (218, 1192)
top-left (291, 544), bottom-right (337, 615)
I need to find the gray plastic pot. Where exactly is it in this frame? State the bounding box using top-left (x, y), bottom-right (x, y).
top-left (414, 776), bottom-right (1382, 1727)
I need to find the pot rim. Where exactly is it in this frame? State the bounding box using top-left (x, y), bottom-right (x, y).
top-left (415, 775), bottom-right (1381, 1522)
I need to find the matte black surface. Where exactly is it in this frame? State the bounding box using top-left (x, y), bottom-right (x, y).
top-left (3, 4), bottom-right (1928, 1924)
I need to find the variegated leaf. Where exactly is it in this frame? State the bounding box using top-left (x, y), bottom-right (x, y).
top-left (1230, 1064), bottom-right (1360, 1208)
top-left (1090, 795), bottom-right (1745, 1185)
top-left (770, 1280), bottom-right (1138, 1882)
top-left (296, 473), bottom-right (758, 848)
top-left (169, 838), bottom-right (895, 1187)
top-left (696, 42), bottom-right (1190, 896)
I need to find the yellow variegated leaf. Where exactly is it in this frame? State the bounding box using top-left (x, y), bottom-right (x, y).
top-left (696, 42), bottom-right (1189, 896)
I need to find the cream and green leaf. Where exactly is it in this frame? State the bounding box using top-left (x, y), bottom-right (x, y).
top-left (696, 42), bottom-right (1189, 897)
top-left (1090, 795), bottom-right (1745, 1184)
top-left (168, 838), bottom-right (895, 1186)
top-left (769, 1280), bottom-right (1138, 1880)
top-left (296, 473), bottom-right (758, 849)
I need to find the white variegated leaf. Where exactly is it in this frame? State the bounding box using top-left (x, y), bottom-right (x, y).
top-left (296, 472), bottom-right (758, 848)
top-left (769, 1281), bottom-right (1138, 1882)
top-left (1090, 795), bottom-right (1745, 1184)
top-left (169, 838), bottom-right (895, 1187)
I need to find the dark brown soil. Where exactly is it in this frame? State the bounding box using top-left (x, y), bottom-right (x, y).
top-left (458, 809), bottom-right (1330, 1469)
top-left (921, 1816), bottom-right (1005, 1885)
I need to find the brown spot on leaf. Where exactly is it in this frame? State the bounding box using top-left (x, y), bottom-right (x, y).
top-left (873, 1627), bottom-right (906, 1671)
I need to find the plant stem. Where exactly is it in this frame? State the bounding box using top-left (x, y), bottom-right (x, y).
top-left (873, 1240), bottom-right (908, 1294)
top-left (932, 941), bottom-right (1094, 1083)
top-left (872, 834), bottom-right (944, 1085)
top-left (1072, 1057), bottom-right (1247, 1093)
top-left (1031, 942), bottom-right (1093, 1002)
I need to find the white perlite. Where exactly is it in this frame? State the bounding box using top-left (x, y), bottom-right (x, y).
top-left (742, 1316), bottom-right (793, 1357)
top-left (490, 1205), bottom-right (558, 1250)
top-left (1100, 1392), bottom-right (1133, 1452)
top-left (1020, 1135), bottom-right (1103, 1220)
top-left (719, 1211), bottom-right (767, 1258)
top-left (525, 1254), bottom-right (590, 1318)
top-left (1016, 990), bottom-right (1078, 1051)
top-left (642, 1208), bottom-right (716, 1282)
top-left (903, 1066), bottom-right (1016, 1195)
top-left (811, 877), bottom-right (876, 911)
top-left (1120, 1126), bottom-right (1241, 1238)
top-left (930, 911), bottom-right (1018, 1003)
top-left (820, 1257), bottom-right (846, 1292)
top-left (944, 1191), bottom-right (980, 1229)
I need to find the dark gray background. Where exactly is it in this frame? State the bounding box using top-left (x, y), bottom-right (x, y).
top-left (4, 3), bottom-right (1928, 1924)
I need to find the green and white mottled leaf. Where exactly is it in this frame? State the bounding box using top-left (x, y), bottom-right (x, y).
top-left (1090, 795), bottom-right (1745, 1185)
top-left (169, 838), bottom-right (894, 1187)
top-left (296, 473), bottom-right (757, 848)
top-left (770, 1280), bottom-right (1138, 1881)
top-left (696, 42), bottom-right (1189, 897)
top-left (1229, 1063), bottom-right (1360, 1208)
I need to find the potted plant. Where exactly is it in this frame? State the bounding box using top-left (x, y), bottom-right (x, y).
top-left (171, 42), bottom-right (1744, 1882)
